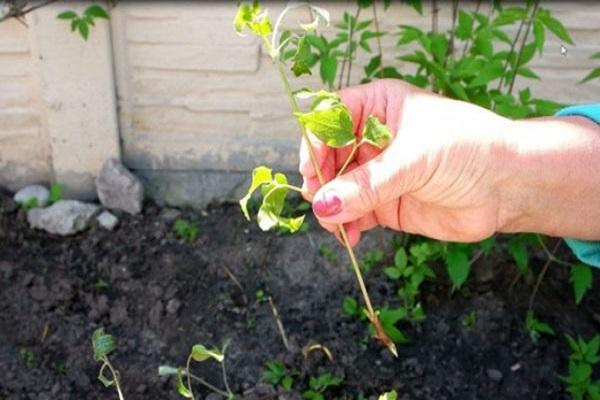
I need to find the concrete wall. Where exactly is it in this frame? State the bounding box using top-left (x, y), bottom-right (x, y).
top-left (0, 1), bottom-right (599, 207)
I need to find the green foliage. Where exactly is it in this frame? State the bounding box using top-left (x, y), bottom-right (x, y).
top-left (233, 0), bottom-right (272, 37)
top-left (373, 306), bottom-right (409, 344)
top-left (360, 249), bottom-right (384, 272)
top-left (445, 245), bottom-right (470, 290)
top-left (19, 347), bottom-right (36, 369)
top-left (191, 344), bottom-right (224, 362)
top-left (49, 183), bottom-right (62, 204)
top-left (262, 361), bottom-right (297, 390)
top-left (255, 289), bottom-right (266, 303)
top-left (562, 334), bottom-right (600, 400)
top-left (302, 373), bottom-right (344, 400)
top-left (240, 166), bottom-right (305, 233)
top-left (362, 115), bottom-right (393, 148)
top-left (20, 197), bottom-right (38, 211)
top-left (173, 218), bottom-right (199, 242)
top-left (508, 235), bottom-right (529, 274)
top-left (462, 311), bottom-right (477, 328)
top-left (92, 327), bottom-right (117, 362)
top-left (319, 243), bottom-right (338, 262)
top-left (571, 264), bottom-right (593, 305)
top-left (378, 391), bottom-right (398, 400)
top-left (57, 5), bottom-right (109, 41)
top-left (526, 311), bottom-right (555, 344)
top-left (342, 296), bottom-right (360, 317)
top-left (580, 51), bottom-right (600, 84)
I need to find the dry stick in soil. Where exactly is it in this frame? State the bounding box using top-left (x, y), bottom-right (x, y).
top-left (223, 265), bottom-right (248, 305)
top-left (268, 296), bottom-right (291, 352)
top-left (528, 239), bottom-right (563, 310)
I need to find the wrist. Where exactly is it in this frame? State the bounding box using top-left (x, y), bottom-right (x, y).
top-left (497, 115), bottom-right (600, 239)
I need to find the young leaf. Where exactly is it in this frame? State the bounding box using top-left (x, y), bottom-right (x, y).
top-left (49, 183), bottom-right (62, 204)
top-left (92, 328), bottom-right (117, 361)
top-left (84, 5), bottom-right (109, 19)
top-left (404, 0), bottom-right (423, 15)
top-left (394, 248), bottom-right (408, 270)
top-left (570, 263), bottom-right (592, 304)
top-left (384, 267), bottom-right (402, 280)
top-left (430, 34), bottom-right (449, 64)
top-left (294, 106), bottom-right (355, 148)
top-left (320, 54), bottom-right (337, 88)
top-left (78, 21), bottom-right (90, 40)
top-left (361, 115), bottom-right (392, 148)
top-left (291, 36), bottom-right (313, 77)
top-left (342, 296), bottom-right (358, 316)
top-left (537, 10), bottom-right (574, 45)
top-left (533, 19), bottom-right (545, 54)
top-left (191, 344), bottom-right (224, 362)
top-left (177, 368), bottom-right (193, 398)
top-left (240, 166), bottom-right (272, 220)
top-left (580, 68), bottom-right (600, 84)
top-left (57, 10), bottom-right (78, 20)
top-left (456, 10), bottom-right (474, 40)
top-left (378, 391), bottom-right (398, 400)
top-left (234, 1), bottom-right (259, 34)
top-left (508, 237), bottom-right (528, 274)
top-left (468, 60), bottom-right (503, 88)
top-left (445, 248), bottom-right (470, 289)
top-left (257, 173), bottom-right (305, 233)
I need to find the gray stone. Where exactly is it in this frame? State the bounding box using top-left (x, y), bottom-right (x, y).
top-left (14, 185), bottom-right (49, 207)
top-left (97, 210), bottom-right (119, 230)
top-left (27, 200), bottom-right (99, 235)
top-left (486, 368), bottom-right (503, 382)
top-left (166, 298), bottom-right (181, 314)
top-left (95, 158), bottom-right (144, 215)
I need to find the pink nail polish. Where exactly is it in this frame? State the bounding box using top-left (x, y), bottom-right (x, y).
top-left (313, 191), bottom-right (342, 217)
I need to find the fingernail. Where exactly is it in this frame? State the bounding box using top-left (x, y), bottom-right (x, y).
top-left (313, 190), bottom-right (342, 217)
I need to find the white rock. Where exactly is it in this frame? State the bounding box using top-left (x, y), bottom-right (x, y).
top-left (95, 158), bottom-right (144, 215)
top-left (14, 185), bottom-right (50, 207)
top-left (28, 200), bottom-right (99, 236)
top-left (97, 211), bottom-right (119, 230)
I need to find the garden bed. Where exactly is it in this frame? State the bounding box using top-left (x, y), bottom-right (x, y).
top-left (0, 188), bottom-right (598, 400)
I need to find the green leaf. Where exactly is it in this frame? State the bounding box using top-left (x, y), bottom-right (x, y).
top-left (378, 391), bottom-right (398, 400)
top-left (84, 5), bottom-right (109, 19)
top-left (394, 248), bottom-right (408, 269)
top-left (342, 296), bottom-right (358, 316)
top-left (361, 115), bottom-right (392, 148)
top-left (533, 19), bottom-right (545, 54)
top-left (538, 10), bottom-right (574, 45)
top-left (240, 166), bottom-right (272, 220)
top-left (92, 328), bottom-right (117, 361)
top-left (591, 52), bottom-right (600, 60)
top-left (233, 1), bottom-right (258, 34)
top-left (320, 54), bottom-right (337, 88)
top-left (384, 267), bottom-right (402, 280)
top-left (157, 365), bottom-right (179, 376)
top-left (445, 248), bottom-right (470, 289)
top-left (49, 183), bottom-right (62, 204)
top-left (294, 106), bottom-right (355, 148)
top-left (580, 68), bottom-right (600, 84)
top-left (570, 263), bottom-right (592, 304)
top-left (508, 237), bottom-right (528, 274)
top-left (492, 6), bottom-right (527, 26)
top-left (191, 344), bottom-right (224, 362)
top-left (519, 88), bottom-right (531, 104)
top-left (472, 29), bottom-right (494, 59)
top-left (57, 10), bottom-right (78, 20)
top-left (397, 25), bottom-right (423, 45)
top-left (70, 19), bottom-right (79, 32)
top-left (282, 375), bottom-right (294, 390)
top-left (404, 0), bottom-right (423, 15)
top-left (364, 55), bottom-right (382, 77)
top-left (291, 36), bottom-right (313, 77)
top-left (430, 33), bottom-right (449, 64)
top-left (456, 10), bottom-right (474, 40)
top-left (177, 368), bottom-right (193, 398)
top-left (517, 66), bottom-right (540, 80)
top-left (468, 60), bottom-right (503, 87)
top-left (78, 21), bottom-right (90, 40)
top-left (518, 42), bottom-right (537, 67)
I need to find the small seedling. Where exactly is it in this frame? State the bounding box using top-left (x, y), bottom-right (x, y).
top-left (360, 249), bottom-right (384, 273)
top-left (342, 296), bottom-right (360, 318)
top-left (235, 1), bottom-right (397, 356)
top-left (95, 278), bottom-right (110, 290)
top-left (173, 219), bottom-right (199, 242)
top-left (48, 183), bottom-right (62, 204)
top-left (370, 306), bottom-right (409, 345)
top-left (262, 361), bottom-right (298, 391)
top-left (378, 392), bottom-right (398, 400)
top-left (159, 342), bottom-right (233, 400)
top-left (20, 197), bottom-right (38, 211)
top-left (571, 263), bottom-right (593, 305)
top-left (92, 328), bottom-right (124, 400)
top-left (302, 373), bottom-right (344, 400)
top-left (19, 347), bottom-right (35, 369)
top-left (525, 311), bottom-right (555, 344)
top-left (562, 334), bottom-right (600, 399)
top-left (255, 289), bottom-right (267, 303)
top-left (462, 311), bottom-right (477, 329)
top-left (319, 243), bottom-right (338, 262)
top-left (57, 4), bottom-right (109, 40)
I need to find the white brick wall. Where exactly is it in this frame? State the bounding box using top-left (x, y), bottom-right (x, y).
top-left (0, 1), bottom-right (599, 196)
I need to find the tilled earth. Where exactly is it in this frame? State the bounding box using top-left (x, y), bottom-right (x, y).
top-left (0, 189), bottom-right (598, 400)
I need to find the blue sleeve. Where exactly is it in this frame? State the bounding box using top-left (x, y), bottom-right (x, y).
top-left (556, 103), bottom-right (600, 267)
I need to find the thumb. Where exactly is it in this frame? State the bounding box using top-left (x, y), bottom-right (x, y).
top-left (312, 145), bottom-right (410, 225)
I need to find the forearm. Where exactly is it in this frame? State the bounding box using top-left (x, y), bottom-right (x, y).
top-left (498, 115), bottom-right (600, 240)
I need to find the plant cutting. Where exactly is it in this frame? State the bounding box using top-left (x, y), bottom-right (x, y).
top-left (92, 328), bottom-right (125, 400)
top-left (234, 0), bottom-right (397, 356)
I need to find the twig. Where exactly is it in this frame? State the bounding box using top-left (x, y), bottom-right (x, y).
top-left (186, 372), bottom-right (231, 398)
top-left (223, 266), bottom-right (248, 305)
top-left (507, 1), bottom-right (540, 95)
top-left (446, 0), bottom-right (459, 65)
top-left (431, 0), bottom-right (439, 34)
top-left (0, 0), bottom-right (57, 24)
top-left (536, 235), bottom-right (570, 267)
top-left (528, 239), bottom-right (562, 310)
top-left (372, 1), bottom-right (384, 79)
top-left (302, 343), bottom-right (333, 361)
top-left (461, 0), bottom-right (481, 57)
top-left (345, 7), bottom-right (362, 88)
top-left (268, 296), bottom-right (290, 352)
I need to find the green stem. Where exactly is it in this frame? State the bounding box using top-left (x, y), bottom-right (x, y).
top-left (186, 372), bottom-right (231, 398)
top-left (186, 354), bottom-right (196, 400)
top-left (337, 141), bottom-right (360, 178)
top-left (220, 342), bottom-right (233, 398)
top-left (102, 358), bottom-right (125, 400)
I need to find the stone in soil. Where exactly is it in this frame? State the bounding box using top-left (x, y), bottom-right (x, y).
top-left (14, 184), bottom-right (49, 207)
top-left (96, 210), bottom-right (119, 230)
top-left (95, 158), bottom-right (144, 215)
top-left (27, 200), bottom-right (99, 235)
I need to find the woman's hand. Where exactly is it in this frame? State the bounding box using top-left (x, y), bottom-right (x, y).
top-left (299, 79), bottom-right (600, 246)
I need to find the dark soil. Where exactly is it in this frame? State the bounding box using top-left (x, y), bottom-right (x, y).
top-left (0, 188), bottom-right (599, 400)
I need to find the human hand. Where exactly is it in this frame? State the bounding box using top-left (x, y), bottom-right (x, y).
top-left (299, 79), bottom-right (518, 246)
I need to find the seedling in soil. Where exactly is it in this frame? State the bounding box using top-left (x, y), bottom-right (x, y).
top-left (342, 296), bottom-right (361, 318)
top-left (255, 289), bottom-right (267, 303)
top-left (173, 218), bottom-right (199, 242)
top-left (92, 328), bottom-right (125, 400)
top-left (95, 278), bottom-right (110, 290)
top-left (235, 0), bottom-right (397, 357)
top-left (18, 347), bottom-right (35, 369)
top-left (461, 311), bottom-right (477, 329)
top-left (20, 197), bottom-right (38, 211)
top-left (562, 334), bottom-right (600, 400)
top-left (262, 360), bottom-right (298, 391)
top-left (378, 391), bottom-right (398, 400)
top-left (525, 311), bottom-right (555, 344)
top-left (48, 183), bottom-right (62, 204)
top-left (159, 341), bottom-right (233, 400)
top-left (302, 372), bottom-right (344, 400)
